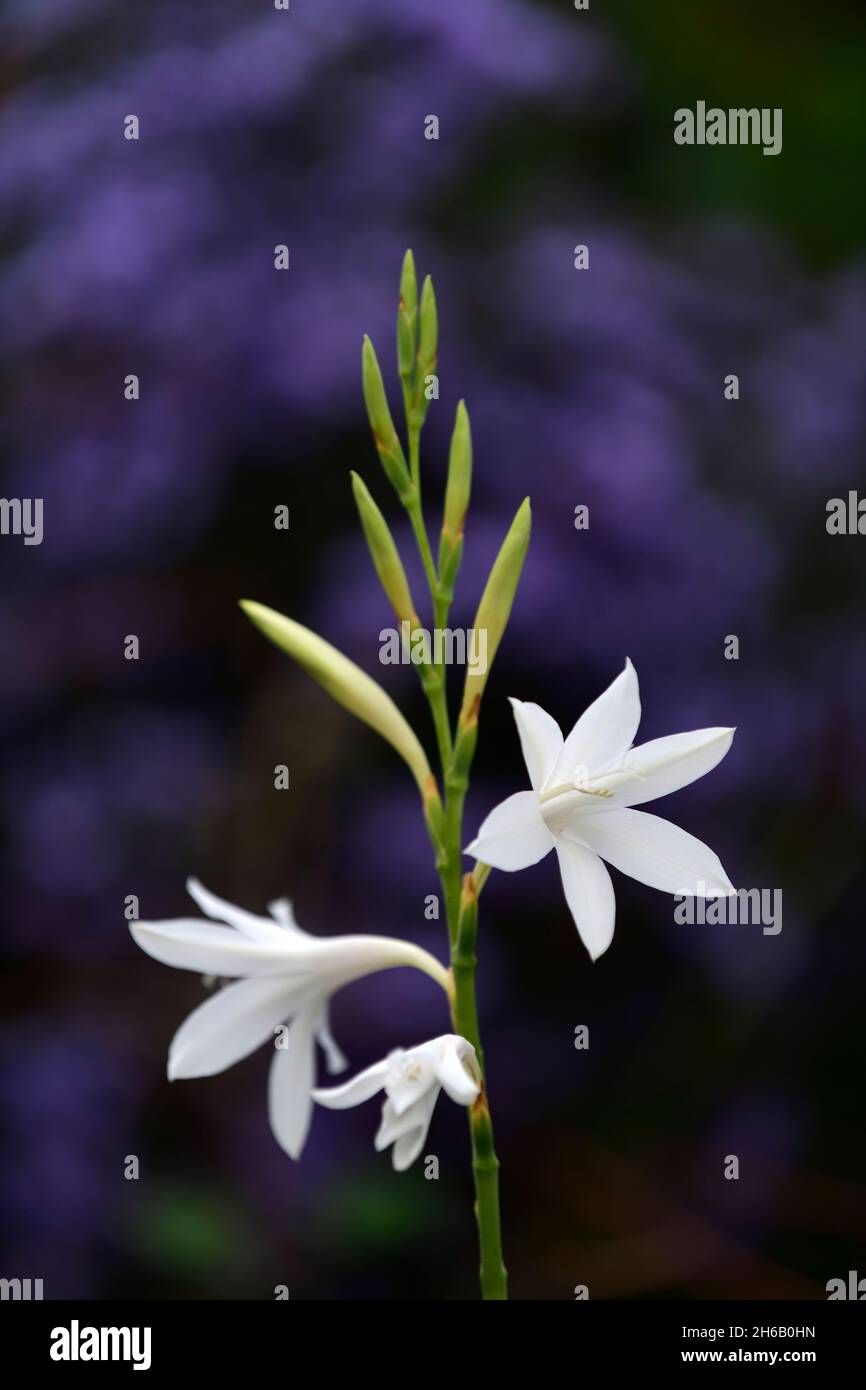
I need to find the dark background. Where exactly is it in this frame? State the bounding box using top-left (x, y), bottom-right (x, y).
top-left (1, 0), bottom-right (864, 1300)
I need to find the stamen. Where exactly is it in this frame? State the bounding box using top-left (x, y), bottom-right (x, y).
top-left (538, 782), bottom-right (576, 804)
top-left (539, 765), bottom-right (645, 805)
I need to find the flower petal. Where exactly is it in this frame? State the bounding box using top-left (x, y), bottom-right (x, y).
top-left (554, 840), bottom-right (616, 961)
top-left (168, 976), bottom-right (301, 1080)
top-left (465, 791), bottom-right (555, 871)
top-left (572, 808), bottom-right (736, 896)
top-left (392, 1124), bottom-right (431, 1172)
top-left (267, 1008), bottom-right (318, 1158)
top-left (130, 917), bottom-right (292, 977)
top-left (435, 1037), bottom-right (481, 1106)
top-left (374, 1097), bottom-right (408, 1148)
top-left (549, 658), bottom-right (640, 785)
top-left (616, 728), bottom-right (735, 807)
top-left (388, 1060), bottom-right (437, 1116)
top-left (508, 698), bottom-right (563, 791)
top-left (376, 1090), bottom-right (439, 1170)
top-left (312, 1056), bottom-right (391, 1109)
top-left (376, 1095), bottom-right (420, 1148)
top-left (187, 877), bottom-right (285, 944)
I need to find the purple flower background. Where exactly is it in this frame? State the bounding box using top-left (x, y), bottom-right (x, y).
top-left (1, 0), bottom-right (865, 1299)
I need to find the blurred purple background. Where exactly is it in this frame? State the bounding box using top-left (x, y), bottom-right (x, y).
top-left (1, 0), bottom-right (865, 1299)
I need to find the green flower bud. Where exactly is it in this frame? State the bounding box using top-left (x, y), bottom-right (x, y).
top-left (418, 274), bottom-right (438, 376)
top-left (350, 472), bottom-right (418, 626)
top-left (407, 274), bottom-right (438, 428)
top-left (459, 497), bottom-right (532, 727)
top-left (239, 600), bottom-right (433, 796)
top-left (441, 400), bottom-right (472, 549)
top-left (397, 249), bottom-right (418, 383)
top-left (362, 336), bottom-right (412, 501)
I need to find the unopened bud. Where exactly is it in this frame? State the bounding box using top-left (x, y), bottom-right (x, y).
top-left (459, 498), bottom-right (531, 725)
top-left (362, 336), bottom-right (412, 500)
top-left (351, 472), bottom-right (417, 626)
top-left (240, 600), bottom-right (432, 795)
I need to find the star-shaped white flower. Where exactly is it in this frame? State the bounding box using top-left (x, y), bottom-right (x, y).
top-left (465, 660), bottom-right (736, 960)
top-left (313, 1034), bottom-right (480, 1171)
top-left (130, 879), bottom-right (449, 1159)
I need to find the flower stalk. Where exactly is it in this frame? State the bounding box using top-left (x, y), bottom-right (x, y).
top-left (243, 251), bottom-right (523, 1298)
top-left (452, 873), bottom-right (508, 1299)
top-left (367, 253), bottom-right (515, 1297)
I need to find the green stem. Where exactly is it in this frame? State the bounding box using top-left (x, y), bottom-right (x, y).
top-left (451, 873), bottom-right (508, 1300)
top-left (401, 383), bottom-right (506, 1299)
top-left (404, 421), bottom-right (453, 767)
top-left (422, 663), bottom-right (453, 773)
top-left (408, 415), bottom-right (421, 491)
top-left (406, 428), bottom-right (438, 594)
top-left (442, 712), bottom-right (477, 942)
top-left (406, 495), bottom-right (437, 597)
top-left (443, 775), bottom-right (467, 944)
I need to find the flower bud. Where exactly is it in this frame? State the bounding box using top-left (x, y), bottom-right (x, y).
top-left (441, 400), bottom-right (472, 550)
top-left (396, 249), bottom-right (418, 384)
top-left (459, 498), bottom-right (531, 726)
top-left (407, 274), bottom-right (438, 428)
top-left (350, 472), bottom-right (418, 626)
top-left (418, 275), bottom-right (438, 377)
top-left (362, 336), bottom-right (412, 501)
top-left (240, 600), bottom-right (433, 795)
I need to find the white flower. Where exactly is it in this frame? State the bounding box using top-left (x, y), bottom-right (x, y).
top-left (130, 878), bottom-right (449, 1159)
top-left (465, 659), bottom-right (736, 961)
top-left (313, 1034), bottom-right (481, 1171)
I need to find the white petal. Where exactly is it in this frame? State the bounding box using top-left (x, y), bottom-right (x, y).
top-left (376, 1090), bottom-right (439, 1170)
top-left (388, 1066), bottom-right (437, 1116)
top-left (435, 1037), bottom-right (481, 1106)
top-left (572, 808), bottom-right (736, 897)
top-left (297, 934), bottom-right (446, 982)
top-left (465, 791), bottom-right (555, 871)
top-left (549, 659), bottom-right (640, 785)
top-left (187, 877), bottom-right (285, 944)
top-left (168, 976), bottom-right (301, 1080)
top-left (554, 840), bottom-right (616, 961)
top-left (312, 1056), bottom-right (391, 1109)
top-left (376, 1088), bottom-right (438, 1147)
top-left (508, 698), bottom-right (563, 792)
top-left (617, 728), bottom-right (735, 807)
top-left (130, 917), bottom-right (292, 977)
top-left (267, 1009), bottom-right (318, 1158)
top-left (391, 1126), bottom-right (430, 1172)
top-left (374, 1097), bottom-right (408, 1148)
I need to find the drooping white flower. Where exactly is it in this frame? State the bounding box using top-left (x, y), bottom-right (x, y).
top-left (130, 879), bottom-right (450, 1159)
top-left (465, 660), bottom-right (736, 961)
top-left (313, 1034), bottom-right (480, 1171)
